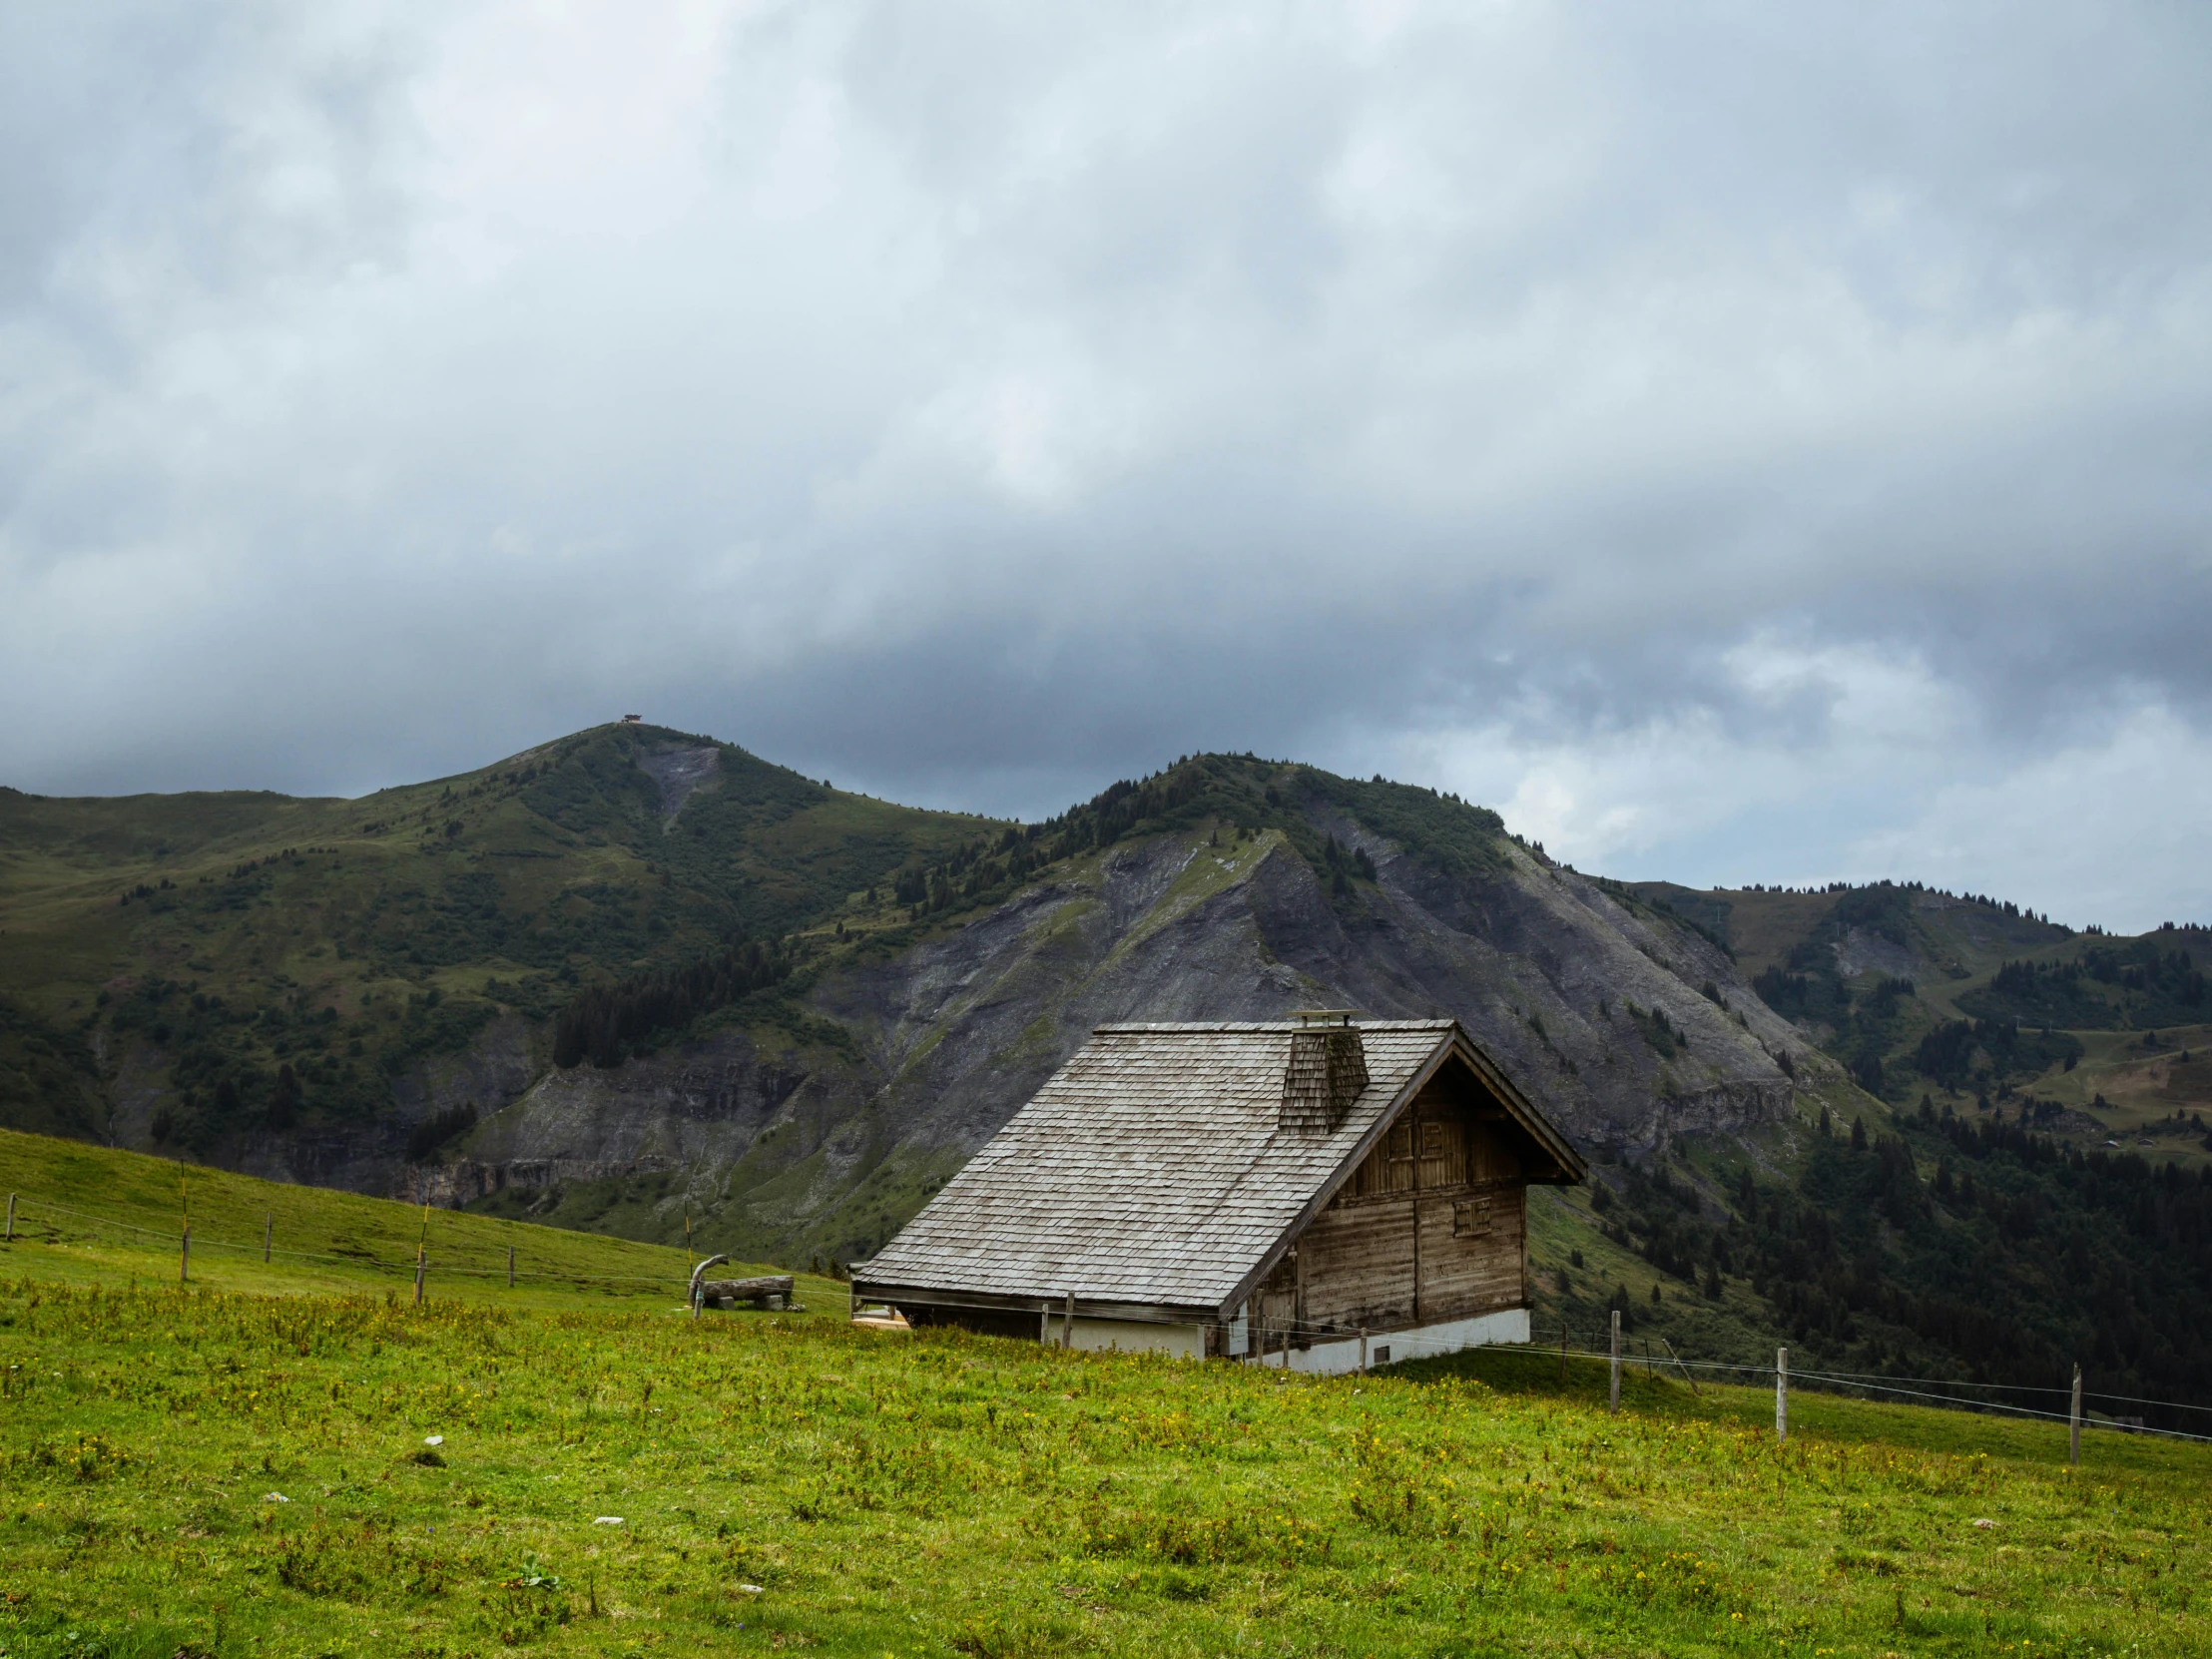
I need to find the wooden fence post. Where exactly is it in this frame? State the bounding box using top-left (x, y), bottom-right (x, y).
top-left (4, 1192), bottom-right (13, 1243)
top-left (1558, 1321), bottom-right (1566, 1385)
top-left (1776, 1348), bottom-right (1789, 1442)
top-left (2069, 1364), bottom-right (2082, 1466)
top-left (1358, 1327), bottom-right (1368, 1377)
top-left (507, 1245), bottom-right (515, 1290)
top-left (263, 1213), bottom-right (273, 1264)
top-left (1063, 1289), bottom-right (1075, 1351)
top-left (414, 1246), bottom-right (426, 1307)
top-left (180, 1224), bottom-right (190, 1284)
top-left (1608, 1310), bottom-right (1621, 1413)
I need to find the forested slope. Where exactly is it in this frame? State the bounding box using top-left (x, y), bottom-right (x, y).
top-left (5, 726), bottom-right (2209, 1411)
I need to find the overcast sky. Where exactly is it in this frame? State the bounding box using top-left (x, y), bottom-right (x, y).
top-left (5, 3), bottom-right (2209, 932)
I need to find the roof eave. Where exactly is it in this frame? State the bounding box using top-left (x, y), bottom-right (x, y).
top-left (850, 1280), bottom-right (1220, 1325)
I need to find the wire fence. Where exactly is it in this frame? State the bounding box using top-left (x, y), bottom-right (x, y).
top-left (14, 1188), bottom-right (2206, 1450)
top-left (1360, 1316), bottom-right (2212, 1445)
top-left (0, 1187), bottom-right (691, 1294)
top-left (877, 1290), bottom-right (2212, 1450)
top-left (1500, 1321), bottom-right (2212, 1437)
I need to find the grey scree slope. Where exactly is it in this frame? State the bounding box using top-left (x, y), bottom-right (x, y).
top-left (857, 1019), bottom-right (1546, 1321)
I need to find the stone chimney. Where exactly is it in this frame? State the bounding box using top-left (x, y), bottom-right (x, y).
top-left (1281, 1012), bottom-right (1369, 1134)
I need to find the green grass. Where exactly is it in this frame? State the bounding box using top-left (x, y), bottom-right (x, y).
top-left (2, 1241), bottom-right (2204, 1659)
top-left (0, 1128), bottom-right (839, 1315)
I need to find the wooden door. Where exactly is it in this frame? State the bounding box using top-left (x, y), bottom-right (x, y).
top-left (1252, 1249), bottom-right (1299, 1357)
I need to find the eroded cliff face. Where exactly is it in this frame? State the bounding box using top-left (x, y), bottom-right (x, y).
top-left (235, 1015), bottom-right (543, 1197)
top-left (436, 803), bottom-right (1815, 1263)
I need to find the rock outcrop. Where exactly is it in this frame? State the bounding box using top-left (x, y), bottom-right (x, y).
top-left (443, 797), bottom-right (1815, 1262)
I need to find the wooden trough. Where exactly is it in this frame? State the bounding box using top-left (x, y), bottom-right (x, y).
top-left (688, 1255), bottom-right (798, 1312)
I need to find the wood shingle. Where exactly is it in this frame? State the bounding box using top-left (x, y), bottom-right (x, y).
top-left (854, 1018), bottom-right (1584, 1335)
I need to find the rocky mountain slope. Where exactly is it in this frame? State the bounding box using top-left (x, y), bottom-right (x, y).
top-left (457, 804), bottom-right (1822, 1264)
top-left (3, 725), bottom-right (1842, 1264)
top-left (9, 724), bottom-right (2208, 1404)
top-left (10, 723), bottom-right (2201, 1273)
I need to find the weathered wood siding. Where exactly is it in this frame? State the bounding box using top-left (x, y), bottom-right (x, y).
top-left (1413, 1182), bottom-right (1525, 1322)
top-left (1295, 1195), bottom-right (1418, 1331)
top-left (1289, 1069), bottom-right (1529, 1341)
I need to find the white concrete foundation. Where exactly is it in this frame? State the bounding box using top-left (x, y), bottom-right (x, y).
top-left (1246, 1307), bottom-right (1529, 1376)
top-left (1065, 1317), bottom-right (1207, 1361)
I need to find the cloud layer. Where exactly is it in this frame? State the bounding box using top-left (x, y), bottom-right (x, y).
top-left (4, 2), bottom-right (2209, 930)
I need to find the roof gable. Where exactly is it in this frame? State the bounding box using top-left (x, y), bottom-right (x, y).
top-left (1220, 1034), bottom-right (1587, 1315)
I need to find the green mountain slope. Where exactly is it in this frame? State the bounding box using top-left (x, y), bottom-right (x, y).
top-left (6, 729), bottom-right (2211, 1416)
top-left (1635, 880), bottom-right (2209, 1127)
top-left (0, 1122), bottom-right (837, 1312)
top-left (0, 999), bottom-right (105, 1140)
top-left (1507, 878), bottom-right (2212, 1413)
top-left (1525, 1092), bottom-right (2212, 1425)
top-left (0, 723), bottom-right (996, 1157)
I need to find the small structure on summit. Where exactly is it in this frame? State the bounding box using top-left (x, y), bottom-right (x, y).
top-left (620, 714), bottom-right (644, 724)
top-left (851, 1013), bottom-right (1585, 1372)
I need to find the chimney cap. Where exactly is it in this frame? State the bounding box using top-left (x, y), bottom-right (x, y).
top-left (1290, 1008), bottom-right (1360, 1027)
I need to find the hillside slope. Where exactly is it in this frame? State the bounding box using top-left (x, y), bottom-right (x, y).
top-left (4, 1260), bottom-right (2205, 1659)
top-left (1628, 877), bottom-right (2212, 1147)
top-left (461, 770), bottom-right (1823, 1265)
top-left (8, 729), bottom-right (2209, 1411)
top-left (0, 1123), bottom-right (732, 1307)
top-left (1, 738), bottom-right (1829, 1261)
top-left (0, 722), bottom-right (992, 1175)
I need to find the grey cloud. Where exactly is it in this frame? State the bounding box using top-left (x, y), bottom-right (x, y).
top-left (2, 1), bottom-right (2209, 926)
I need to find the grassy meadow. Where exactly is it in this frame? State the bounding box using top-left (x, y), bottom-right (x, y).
top-left (1, 1135), bottom-right (2206, 1659)
top-left (0, 1129), bottom-right (742, 1313)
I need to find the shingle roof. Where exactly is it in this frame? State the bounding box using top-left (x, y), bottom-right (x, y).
top-left (855, 1018), bottom-right (1568, 1318)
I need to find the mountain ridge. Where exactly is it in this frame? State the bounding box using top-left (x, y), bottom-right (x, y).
top-left (5, 723), bottom-right (2210, 1408)
top-left (2, 723), bottom-right (1826, 1241)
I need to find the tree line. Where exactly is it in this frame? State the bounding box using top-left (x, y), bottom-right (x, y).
top-left (550, 937), bottom-right (795, 1068)
top-left (1592, 1106), bottom-right (2212, 1422)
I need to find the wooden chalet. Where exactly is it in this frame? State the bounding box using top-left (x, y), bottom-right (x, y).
top-left (851, 1014), bottom-right (1586, 1372)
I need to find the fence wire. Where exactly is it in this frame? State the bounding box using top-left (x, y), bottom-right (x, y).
top-left (1002, 1299), bottom-right (2212, 1445)
top-left (12, 1189), bottom-right (2208, 1445)
top-left (1, 1189), bottom-right (688, 1291)
top-left (1487, 1331), bottom-right (2212, 1445)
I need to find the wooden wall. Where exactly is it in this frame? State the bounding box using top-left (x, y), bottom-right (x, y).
top-left (1267, 1065), bottom-right (1529, 1345)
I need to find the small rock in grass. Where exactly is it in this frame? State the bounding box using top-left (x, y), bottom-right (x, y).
top-left (1972, 1518), bottom-right (1997, 1529)
top-left (594, 1516), bottom-right (624, 1525)
top-left (424, 1434), bottom-right (444, 1446)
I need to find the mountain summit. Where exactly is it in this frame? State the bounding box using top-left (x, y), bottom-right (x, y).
top-left (2, 722), bottom-right (1809, 1249)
